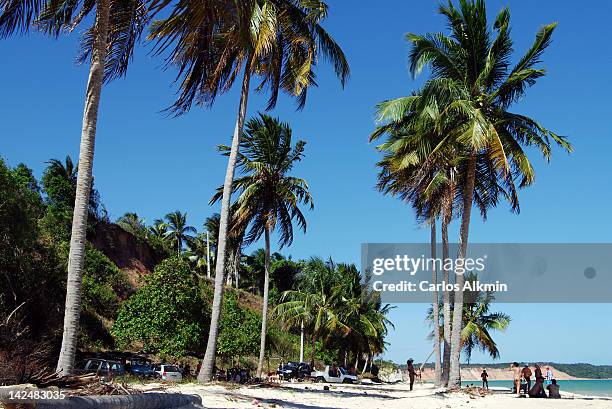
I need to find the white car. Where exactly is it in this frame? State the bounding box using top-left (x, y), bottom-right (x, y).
top-left (154, 364), bottom-right (183, 382)
top-left (311, 366), bottom-right (358, 384)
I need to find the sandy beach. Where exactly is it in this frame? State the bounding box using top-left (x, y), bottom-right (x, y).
top-left (139, 381), bottom-right (612, 409)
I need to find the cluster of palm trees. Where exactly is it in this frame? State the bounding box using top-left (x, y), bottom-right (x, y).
top-left (1, 0), bottom-right (348, 379)
top-left (371, 1), bottom-right (571, 388)
top-left (274, 258), bottom-right (393, 372)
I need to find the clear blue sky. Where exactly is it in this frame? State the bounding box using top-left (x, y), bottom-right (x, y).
top-left (2, 1), bottom-right (612, 364)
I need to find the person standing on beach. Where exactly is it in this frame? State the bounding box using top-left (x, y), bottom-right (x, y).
top-left (406, 359), bottom-right (417, 391)
top-left (534, 364), bottom-right (544, 383)
top-left (521, 364), bottom-right (532, 393)
top-left (481, 368), bottom-right (489, 389)
top-left (510, 362), bottom-right (521, 394)
top-left (545, 367), bottom-right (554, 385)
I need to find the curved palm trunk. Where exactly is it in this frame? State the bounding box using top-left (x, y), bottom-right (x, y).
top-left (448, 156), bottom-right (477, 388)
top-left (430, 219), bottom-right (441, 387)
top-left (55, 0), bottom-right (110, 376)
top-left (256, 226), bottom-right (271, 377)
top-left (441, 183), bottom-right (453, 385)
top-left (198, 66), bottom-right (251, 383)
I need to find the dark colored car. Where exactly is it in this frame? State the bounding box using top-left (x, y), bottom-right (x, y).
top-left (74, 358), bottom-right (125, 381)
top-left (128, 363), bottom-right (156, 378)
top-left (277, 362), bottom-right (312, 380)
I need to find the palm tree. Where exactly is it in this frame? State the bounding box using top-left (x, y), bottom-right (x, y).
top-left (1, 0), bottom-right (150, 376)
top-left (148, 218), bottom-right (169, 239)
top-left (372, 99), bottom-right (521, 384)
top-left (340, 264), bottom-right (394, 373)
top-left (149, 0), bottom-right (348, 382)
top-left (213, 113), bottom-right (313, 378)
top-left (404, 0), bottom-right (571, 387)
top-left (42, 156), bottom-right (102, 215)
top-left (427, 273), bottom-right (511, 363)
top-left (274, 258), bottom-right (351, 366)
top-left (117, 212), bottom-right (147, 238)
top-left (186, 233), bottom-right (208, 276)
top-left (204, 211), bottom-right (247, 286)
top-left (164, 211), bottom-right (196, 256)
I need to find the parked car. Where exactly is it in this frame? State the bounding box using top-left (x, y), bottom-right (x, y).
top-left (277, 362), bottom-right (312, 380)
top-left (154, 364), bottom-right (183, 382)
top-left (311, 365), bottom-right (358, 384)
top-left (74, 359), bottom-right (125, 381)
top-left (128, 363), bottom-right (156, 378)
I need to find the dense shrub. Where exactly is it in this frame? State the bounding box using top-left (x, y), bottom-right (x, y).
top-left (112, 257), bottom-right (208, 356)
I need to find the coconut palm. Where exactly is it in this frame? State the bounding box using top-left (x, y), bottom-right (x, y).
top-left (117, 212), bottom-right (147, 238)
top-left (164, 210), bottom-right (196, 256)
top-left (403, 0), bottom-right (571, 387)
top-left (274, 258), bottom-right (351, 366)
top-left (42, 156), bottom-right (102, 216)
top-left (148, 218), bottom-right (169, 239)
top-left (341, 264), bottom-right (394, 373)
top-left (1, 0), bottom-right (150, 375)
top-left (204, 211), bottom-right (247, 286)
top-left (149, 0), bottom-right (348, 382)
top-left (212, 113), bottom-right (313, 377)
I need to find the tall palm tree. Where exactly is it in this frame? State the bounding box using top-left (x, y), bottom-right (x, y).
top-left (149, 0), bottom-right (348, 382)
top-left (405, 0), bottom-right (571, 387)
top-left (164, 210), bottom-right (196, 256)
top-left (213, 113), bottom-right (313, 378)
top-left (2, 0), bottom-right (150, 376)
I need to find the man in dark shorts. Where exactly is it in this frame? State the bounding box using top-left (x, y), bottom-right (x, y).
top-left (521, 364), bottom-right (532, 393)
top-left (481, 368), bottom-right (489, 389)
top-left (406, 359), bottom-right (417, 391)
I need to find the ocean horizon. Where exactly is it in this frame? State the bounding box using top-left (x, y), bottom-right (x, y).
top-left (462, 379), bottom-right (612, 398)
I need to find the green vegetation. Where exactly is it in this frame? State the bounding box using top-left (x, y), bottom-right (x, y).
top-left (0, 152), bottom-right (390, 383)
top-left (112, 257), bottom-right (208, 356)
top-left (275, 258), bottom-right (392, 370)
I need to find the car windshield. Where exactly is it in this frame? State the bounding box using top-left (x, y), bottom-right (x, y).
top-left (165, 366), bottom-right (179, 372)
top-left (339, 367), bottom-right (347, 375)
top-left (110, 363), bottom-right (124, 371)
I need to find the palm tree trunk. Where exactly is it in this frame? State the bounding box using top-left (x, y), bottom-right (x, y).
top-left (361, 354), bottom-right (368, 373)
top-left (256, 226), bottom-right (271, 378)
top-left (310, 335), bottom-right (316, 367)
top-left (430, 219), bottom-right (441, 387)
top-left (441, 183), bottom-right (453, 386)
top-left (448, 156), bottom-right (477, 388)
top-left (198, 64), bottom-right (251, 383)
top-left (55, 0), bottom-right (110, 377)
top-left (299, 321), bottom-right (304, 362)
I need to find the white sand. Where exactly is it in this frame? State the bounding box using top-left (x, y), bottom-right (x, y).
top-left (140, 381), bottom-right (612, 409)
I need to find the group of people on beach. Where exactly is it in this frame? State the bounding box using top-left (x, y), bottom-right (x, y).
top-left (501, 363), bottom-right (561, 398)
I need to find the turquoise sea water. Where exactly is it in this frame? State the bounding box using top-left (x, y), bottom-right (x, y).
top-left (462, 379), bottom-right (612, 397)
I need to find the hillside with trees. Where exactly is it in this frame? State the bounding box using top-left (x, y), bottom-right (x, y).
top-left (0, 155), bottom-right (391, 384)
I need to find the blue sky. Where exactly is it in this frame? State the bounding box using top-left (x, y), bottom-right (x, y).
top-left (2, 1), bottom-right (612, 364)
